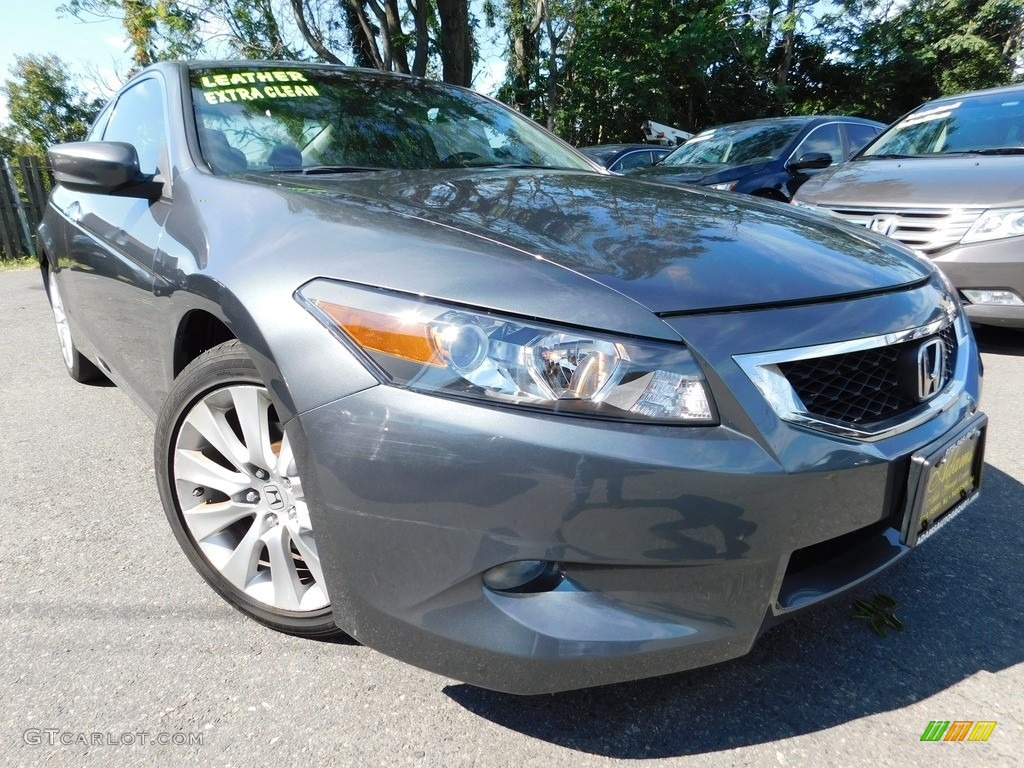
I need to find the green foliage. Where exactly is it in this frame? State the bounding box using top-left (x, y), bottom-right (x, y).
top-left (501, 0), bottom-right (1023, 143)
top-left (0, 54), bottom-right (103, 158)
top-left (217, 0), bottom-right (303, 60)
top-left (8, 0), bottom-right (1022, 150)
top-left (59, 0), bottom-right (475, 86)
top-left (819, 0), bottom-right (1024, 121)
top-left (558, 0), bottom-right (777, 144)
top-left (852, 593), bottom-right (905, 637)
top-left (0, 255), bottom-right (37, 272)
top-left (61, 0), bottom-right (204, 68)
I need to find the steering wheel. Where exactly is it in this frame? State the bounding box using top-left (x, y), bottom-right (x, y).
top-left (441, 151), bottom-right (484, 167)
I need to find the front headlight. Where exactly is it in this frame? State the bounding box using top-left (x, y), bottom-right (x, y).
top-left (961, 207), bottom-right (1024, 244)
top-left (707, 181), bottom-right (737, 191)
top-left (297, 280), bottom-right (717, 424)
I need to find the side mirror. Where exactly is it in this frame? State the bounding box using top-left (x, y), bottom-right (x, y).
top-left (48, 142), bottom-right (161, 199)
top-left (787, 152), bottom-right (833, 172)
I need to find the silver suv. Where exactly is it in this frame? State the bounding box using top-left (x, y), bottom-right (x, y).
top-left (794, 83), bottom-right (1024, 329)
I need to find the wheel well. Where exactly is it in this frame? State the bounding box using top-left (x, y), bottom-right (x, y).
top-left (173, 311), bottom-right (236, 377)
top-left (38, 251), bottom-right (51, 296)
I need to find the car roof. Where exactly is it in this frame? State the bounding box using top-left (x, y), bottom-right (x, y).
top-left (923, 81), bottom-right (1024, 107)
top-left (694, 115), bottom-right (883, 134)
top-left (142, 59), bottom-right (430, 85)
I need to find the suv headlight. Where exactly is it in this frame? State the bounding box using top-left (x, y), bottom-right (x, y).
top-left (961, 207), bottom-right (1024, 243)
top-left (297, 280), bottom-right (717, 424)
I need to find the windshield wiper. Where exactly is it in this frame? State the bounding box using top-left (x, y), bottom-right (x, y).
top-left (858, 153), bottom-right (918, 160)
top-left (465, 163), bottom-right (578, 170)
top-left (965, 147), bottom-right (1024, 156)
top-left (273, 165), bottom-right (385, 175)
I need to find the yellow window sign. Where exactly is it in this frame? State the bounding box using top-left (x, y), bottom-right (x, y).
top-left (200, 71), bottom-right (320, 104)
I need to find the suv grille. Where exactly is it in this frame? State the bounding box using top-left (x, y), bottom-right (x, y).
top-left (777, 325), bottom-right (957, 426)
top-left (823, 206), bottom-right (984, 254)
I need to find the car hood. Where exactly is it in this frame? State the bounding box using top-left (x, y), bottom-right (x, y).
top-left (631, 161), bottom-right (769, 185)
top-left (256, 169), bottom-right (930, 314)
top-left (797, 155), bottom-right (1024, 207)
top-left (631, 163), bottom-right (725, 183)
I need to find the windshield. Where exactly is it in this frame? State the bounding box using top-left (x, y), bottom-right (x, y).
top-left (190, 66), bottom-right (592, 174)
top-left (863, 91), bottom-right (1024, 157)
top-left (579, 146), bottom-right (618, 163)
top-left (660, 121), bottom-right (804, 166)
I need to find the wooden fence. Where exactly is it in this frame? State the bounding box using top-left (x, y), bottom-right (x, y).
top-left (0, 156), bottom-right (51, 261)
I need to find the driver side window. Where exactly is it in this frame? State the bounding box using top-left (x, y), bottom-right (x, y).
top-left (794, 124), bottom-right (843, 162)
top-left (102, 78), bottom-right (168, 176)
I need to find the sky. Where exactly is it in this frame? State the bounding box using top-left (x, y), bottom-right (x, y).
top-left (0, 1), bottom-right (507, 126)
top-left (0, 0), bottom-right (132, 122)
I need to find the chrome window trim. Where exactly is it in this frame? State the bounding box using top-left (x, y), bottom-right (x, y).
top-left (733, 309), bottom-right (969, 441)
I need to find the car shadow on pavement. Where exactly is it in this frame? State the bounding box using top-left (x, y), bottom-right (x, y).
top-left (444, 463), bottom-right (1024, 758)
top-left (974, 326), bottom-right (1024, 357)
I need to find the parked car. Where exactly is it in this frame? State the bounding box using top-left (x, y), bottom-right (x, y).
top-left (630, 116), bottom-right (884, 201)
top-left (579, 143), bottom-right (673, 173)
top-left (793, 83), bottom-right (1024, 329)
top-left (40, 61), bottom-right (984, 695)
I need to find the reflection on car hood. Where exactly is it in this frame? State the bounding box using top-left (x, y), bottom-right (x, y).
top-left (630, 163), bottom-right (726, 182)
top-left (630, 161), bottom-right (769, 185)
top-left (260, 169), bottom-right (930, 314)
top-left (798, 156), bottom-right (1024, 208)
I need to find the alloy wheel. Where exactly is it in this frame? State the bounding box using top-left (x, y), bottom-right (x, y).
top-left (172, 384), bottom-right (328, 612)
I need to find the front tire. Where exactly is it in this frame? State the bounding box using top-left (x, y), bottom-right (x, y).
top-left (155, 340), bottom-right (342, 638)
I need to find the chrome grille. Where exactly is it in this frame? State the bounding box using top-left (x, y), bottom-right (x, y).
top-left (777, 325), bottom-right (958, 426)
top-left (823, 206), bottom-right (985, 254)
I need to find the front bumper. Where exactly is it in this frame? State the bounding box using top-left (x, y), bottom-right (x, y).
top-left (290, 287), bottom-right (983, 694)
top-left (930, 238), bottom-right (1024, 328)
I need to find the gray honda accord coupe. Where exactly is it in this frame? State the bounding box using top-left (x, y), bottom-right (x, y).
top-left (39, 61), bottom-right (986, 694)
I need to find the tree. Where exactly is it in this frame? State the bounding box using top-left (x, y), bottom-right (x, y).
top-left (62, 0), bottom-right (477, 86)
top-left (0, 54), bottom-right (103, 158)
top-left (500, 0), bottom-right (544, 116)
top-left (495, 0), bottom-right (578, 131)
top-left (216, 0), bottom-right (304, 59)
top-left (820, 0), bottom-right (1024, 121)
top-left (554, 0), bottom-right (775, 144)
top-left (61, 0), bottom-right (204, 69)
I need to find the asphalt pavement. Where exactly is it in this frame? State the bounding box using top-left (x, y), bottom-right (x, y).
top-left (1, 267), bottom-right (1021, 767)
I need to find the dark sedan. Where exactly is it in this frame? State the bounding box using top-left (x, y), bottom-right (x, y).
top-left (40, 61), bottom-right (984, 694)
top-left (579, 143), bottom-right (673, 172)
top-left (631, 116), bottom-right (884, 201)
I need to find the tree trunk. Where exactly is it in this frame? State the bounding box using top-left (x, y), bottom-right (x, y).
top-left (775, 0), bottom-right (799, 88)
top-left (289, 0), bottom-right (345, 64)
top-left (411, 0), bottom-right (430, 77)
top-left (344, 2), bottom-right (379, 68)
top-left (544, 7), bottom-right (558, 131)
top-left (508, 0), bottom-right (543, 113)
top-left (437, 0), bottom-right (473, 86)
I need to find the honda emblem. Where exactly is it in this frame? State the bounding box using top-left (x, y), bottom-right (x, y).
top-left (916, 338), bottom-right (945, 401)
